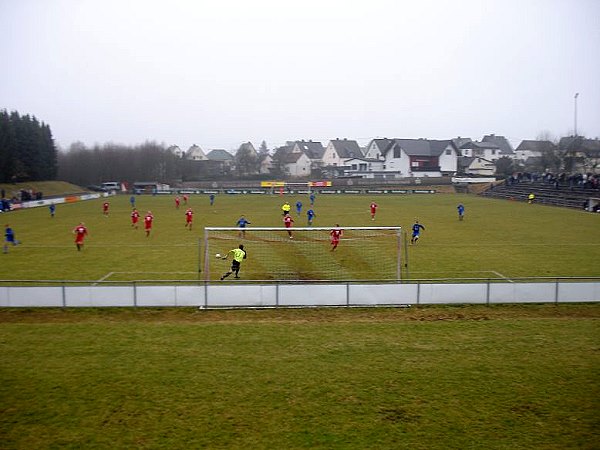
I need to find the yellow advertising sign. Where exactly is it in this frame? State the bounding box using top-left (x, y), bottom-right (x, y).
top-left (260, 181), bottom-right (286, 187)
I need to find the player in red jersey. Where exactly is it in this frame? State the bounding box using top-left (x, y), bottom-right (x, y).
top-left (283, 214), bottom-right (294, 239)
top-left (330, 224), bottom-right (343, 251)
top-left (370, 201), bottom-right (378, 220)
top-left (184, 207), bottom-right (193, 230)
top-left (131, 208), bottom-right (140, 229)
top-left (144, 211), bottom-right (154, 237)
top-left (174, 196), bottom-right (180, 209)
top-left (183, 194), bottom-right (189, 205)
top-left (102, 201), bottom-right (110, 217)
top-left (73, 222), bottom-right (88, 251)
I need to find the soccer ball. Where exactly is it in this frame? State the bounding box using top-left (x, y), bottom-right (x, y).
top-left (215, 253), bottom-right (221, 258)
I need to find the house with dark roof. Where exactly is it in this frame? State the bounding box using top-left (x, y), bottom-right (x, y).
top-left (206, 149), bottom-right (234, 163)
top-left (451, 137), bottom-right (472, 154)
top-left (281, 151), bottom-right (312, 177)
top-left (292, 140), bottom-right (325, 160)
top-left (291, 140), bottom-right (325, 174)
top-left (364, 138), bottom-right (393, 160)
top-left (205, 149), bottom-right (234, 176)
top-left (457, 156), bottom-right (496, 176)
top-left (514, 140), bottom-right (557, 165)
top-left (322, 139), bottom-right (364, 166)
top-left (382, 139), bottom-right (457, 177)
top-left (460, 141), bottom-right (503, 161)
top-left (482, 134), bottom-right (514, 156)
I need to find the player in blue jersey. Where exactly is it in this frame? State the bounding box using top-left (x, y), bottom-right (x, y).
top-left (209, 193), bottom-right (215, 206)
top-left (306, 208), bottom-right (316, 226)
top-left (296, 200), bottom-right (302, 215)
top-left (4, 224), bottom-right (20, 254)
top-left (236, 215), bottom-right (251, 238)
top-left (410, 220), bottom-right (425, 245)
top-left (457, 204), bottom-right (465, 221)
top-left (309, 192), bottom-right (316, 206)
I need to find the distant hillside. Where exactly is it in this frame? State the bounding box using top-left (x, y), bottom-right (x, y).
top-left (0, 181), bottom-right (87, 199)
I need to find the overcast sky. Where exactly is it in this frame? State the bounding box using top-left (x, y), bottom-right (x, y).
top-left (1, 0), bottom-right (599, 152)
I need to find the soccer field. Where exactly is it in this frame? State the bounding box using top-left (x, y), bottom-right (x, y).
top-left (1, 192), bottom-right (599, 282)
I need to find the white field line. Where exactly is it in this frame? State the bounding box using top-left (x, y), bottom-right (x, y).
top-left (109, 271), bottom-right (197, 274)
top-left (491, 271), bottom-right (514, 283)
top-left (23, 244), bottom-right (191, 248)
top-left (409, 270), bottom-right (513, 281)
top-left (93, 272), bottom-right (115, 285)
top-left (92, 271), bottom-right (198, 284)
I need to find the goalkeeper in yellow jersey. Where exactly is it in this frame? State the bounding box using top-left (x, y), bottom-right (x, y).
top-left (220, 244), bottom-right (247, 280)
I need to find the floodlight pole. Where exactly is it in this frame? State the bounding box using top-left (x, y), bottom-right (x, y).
top-left (574, 92), bottom-right (579, 136)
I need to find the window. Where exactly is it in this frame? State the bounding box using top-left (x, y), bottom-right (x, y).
top-left (351, 164), bottom-right (357, 170)
top-left (446, 149), bottom-right (452, 155)
top-left (393, 147), bottom-right (401, 158)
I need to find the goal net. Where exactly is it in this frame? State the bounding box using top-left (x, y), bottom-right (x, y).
top-left (202, 226), bottom-right (403, 281)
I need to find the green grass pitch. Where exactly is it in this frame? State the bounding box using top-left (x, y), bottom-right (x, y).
top-left (1, 192), bottom-right (599, 281)
top-left (0, 306), bottom-right (598, 449)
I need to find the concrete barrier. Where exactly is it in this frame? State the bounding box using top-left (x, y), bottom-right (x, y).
top-left (0, 279), bottom-right (598, 308)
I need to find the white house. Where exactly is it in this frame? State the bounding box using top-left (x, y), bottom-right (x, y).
top-left (380, 139), bottom-right (458, 177)
top-left (322, 139), bottom-right (364, 166)
top-left (167, 145), bottom-right (185, 158)
top-left (458, 156), bottom-right (496, 176)
top-left (282, 152), bottom-right (312, 177)
top-left (186, 145), bottom-right (208, 161)
top-left (460, 141), bottom-right (503, 161)
top-left (482, 134), bottom-right (515, 158)
top-left (342, 157), bottom-right (385, 174)
top-left (258, 153), bottom-right (273, 175)
top-left (363, 138), bottom-right (393, 160)
top-left (430, 140), bottom-right (458, 175)
top-left (514, 140), bottom-right (554, 165)
top-left (291, 140), bottom-right (325, 173)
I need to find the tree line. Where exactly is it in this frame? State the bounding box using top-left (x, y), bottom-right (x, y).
top-left (57, 142), bottom-right (181, 187)
top-left (0, 110), bottom-right (58, 183)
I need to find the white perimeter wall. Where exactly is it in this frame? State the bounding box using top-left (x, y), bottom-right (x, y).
top-left (0, 281), bottom-right (599, 308)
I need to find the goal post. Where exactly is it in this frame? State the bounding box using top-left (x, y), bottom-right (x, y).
top-left (203, 226), bottom-right (404, 282)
